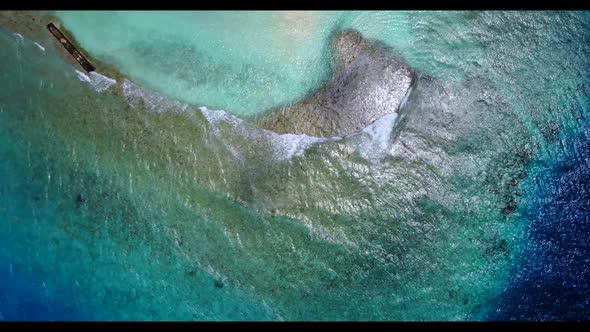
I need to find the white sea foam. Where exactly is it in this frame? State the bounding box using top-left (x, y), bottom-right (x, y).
top-left (122, 79), bottom-right (185, 113)
top-left (33, 42), bottom-right (45, 52)
top-left (89, 72), bottom-right (117, 93)
top-left (348, 112), bottom-right (399, 162)
top-left (399, 85), bottom-right (413, 111)
top-left (119, 83), bottom-right (398, 163)
top-left (200, 107), bottom-right (242, 131)
top-left (199, 106), bottom-right (231, 124)
top-left (76, 70), bottom-right (117, 93)
top-left (362, 112), bottom-right (398, 151)
top-left (12, 32), bottom-right (23, 43)
top-left (199, 106), bottom-right (340, 162)
top-left (200, 106), bottom-right (401, 162)
top-left (75, 70), bottom-right (91, 83)
top-left (269, 132), bottom-right (339, 161)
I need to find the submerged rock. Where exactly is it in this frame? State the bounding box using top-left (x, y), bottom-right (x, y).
top-left (256, 30), bottom-right (415, 137)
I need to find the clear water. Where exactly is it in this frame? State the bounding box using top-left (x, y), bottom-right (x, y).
top-left (51, 11), bottom-right (343, 117)
top-left (486, 121), bottom-right (590, 321)
top-left (0, 11), bottom-right (589, 321)
top-left (50, 11), bottom-right (481, 117)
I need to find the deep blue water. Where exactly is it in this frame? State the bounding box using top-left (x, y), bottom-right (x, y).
top-left (0, 271), bottom-right (88, 321)
top-left (486, 123), bottom-right (590, 321)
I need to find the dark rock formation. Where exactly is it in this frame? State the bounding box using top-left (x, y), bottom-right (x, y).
top-left (256, 30), bottom-right (415, 137)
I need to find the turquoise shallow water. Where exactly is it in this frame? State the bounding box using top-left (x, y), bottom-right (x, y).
top-left (52, 11), bottom-right (342, 117)
top-left (0, 11), bottom-right (589, 321)
top-left (51, 11), bottom-right (482, 117)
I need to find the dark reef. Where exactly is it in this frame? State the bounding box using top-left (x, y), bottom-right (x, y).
top-left (257, 30), bottom-right (415, 138)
